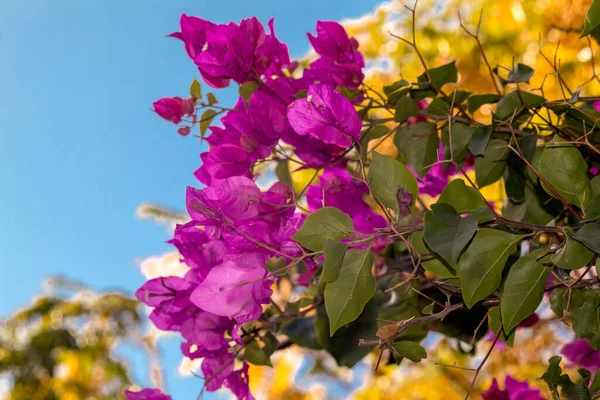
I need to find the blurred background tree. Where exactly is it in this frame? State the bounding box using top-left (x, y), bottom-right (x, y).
top-left (0, 277), bottom-right (160, 400)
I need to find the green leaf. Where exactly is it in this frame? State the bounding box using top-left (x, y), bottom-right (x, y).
top-left (423, 203), bottom-right (477, 268)
top-left (281, 317), bottom-right (322, 350)
top-left (495, 91), bottom-right (545, 120)
top-left (560, 369), bottom-right (593, 400)
top-left (360, 125), bottom-right (390, 160)
top-left (581, 0), bottom-right (600, 38)
top-left (539, 355), bottom-right (564, 400)
top-left (475, 138), bottom-right (510, 188)
top-left (551, 231), bottom-right (595, 270)
top-left (570, 223), bottom-right (600, 253)
top-left (199, 109), bottom-right (218, 139)
top-left (395, 122), bottom-right (438, 177)
top-left (389, 87), bottom-right (411, 104)
top-left (427, 97), bottom-right (450, 116)
top-left (590, 369), bottom-right (600, 392)
top-left (592, 175), bottom-right (600, 195)
top-left (391, 341), bottom-right (427, 363)
top-left (550, 289), bottom-right (600, 349)
top-left (508, 63), bottom-right (535, 84)
top-left (503, 180), bottom-right (558, 225)
top-left (244, 338), bottom-right (273, 366)
top-left (504, 134), bottom-right (537, 203)
top-left (452, 90), bottom-right (472, 105)
top-left (378, 281), bottom-right (427, 341)
top-left (316, 301), bottom-right (380, 367)
top-left (190, 79), bottom-right (202, 99)
top-left (384, 79), bottom-right (410, 96)
top-left (467, 94), bottom-right (501, 114)
top-left (395, 96), bottom-right (421, 122)
top-left (468, 124), bottom-right (495, 156)
top-left (292, 207), bottom-right (353, 252)
top-left (325, 250), bottom-right (376, 335)
top-left (488, 306), bottom-right (515, 347)
top-left (539, 136), bottom-right (593, 209)
top-left (239, 81), bottom-right (260, 102)
top-left (294, 90), bottom-right (308, 99)
top-left (262, 331), bottom-right (279, 355)
top-left (275, 160), bottom-right (293, 188)
top-left (442, 122), bottom-right (476, 165)
top-left (410, 231), bottom-right (457, 278)
top-left (409, 87), bottom-right (436, 101)
top-left (320, 240), bottom-right (348, 283)
top-left (206, 92), bottom-right (218, 105)
top-left (585, 196), bottom-right (600, 221)
top-left (501, 250), bottom-right (550, 332)
top-left (422, 304), bottom-right (434, 314)
top-left (437, 179), bottom-right (487, 213)
top-left (368, 152), bottom-right (418, 210)
top-left (459, 228), bottom-right (523, 308)
top-left (418, 61), bottom-right (458, 89)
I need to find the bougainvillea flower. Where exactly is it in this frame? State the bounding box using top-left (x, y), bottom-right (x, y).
top-left (190, 251), bottom-right (272, 320)
top-left (180, 311), bottom-right (232, 354)
top-left (562, 338), bottom-right (600, 370)
top-left (168, 222), bottom-right (226, 280)
top-left (304, 57), bottom-right (364, 90)
top-left (169, 14), bottom-right (213, 59)
top-left (135, 276), bottom-right (193, 309)
top-left (287, 84), bottom-right (361, 147)
top-left (153, 97), bottom-right (185, 124)
top-left (197, 144), bottom-right (253, 182)
top-left (481, 376), bottom-right (544, 400)
top-left (186, 176), bottom-right (262, 221)
top-left (194, 23), bottom-right (255, 87)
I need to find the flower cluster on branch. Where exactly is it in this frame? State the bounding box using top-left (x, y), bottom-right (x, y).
top-left (131, 2), bottom-right (600, 399)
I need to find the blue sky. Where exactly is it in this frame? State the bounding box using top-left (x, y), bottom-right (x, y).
top-left (0, 1), bottom-right (382, 398)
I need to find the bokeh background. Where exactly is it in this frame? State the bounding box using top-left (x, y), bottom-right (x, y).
top-left (1, 0), bottom-right (596, 399)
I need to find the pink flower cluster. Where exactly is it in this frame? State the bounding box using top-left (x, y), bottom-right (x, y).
top-left (137, 16), bottom-right (369, 400)
top-left (481, 376), bottom-right (544, 400)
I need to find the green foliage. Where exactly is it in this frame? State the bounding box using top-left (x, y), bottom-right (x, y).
top-left (551, 231), bottom-right (595, 270)
top-left (292, 207), bottom-right (353, 252)
top-left (467, 94), bottom-right (501, 114)
top-left (550, 288), bottom-right (600, 349)
top-left (437, 179), bottom-right (487, 213)
top-left (474, 137), bottom-right (510, 188)
top-left (391, 341), bottom-right (427, 363)
top-left (459, 229), bottom-right (523, 308)
top-left (569, 222), bottom-right (600, 253)
top-left (324, 249), bottom-right (376, 335)
top-left (239, 81), bottom-right (260, 102)
top-left (410, 230), bottom-right (457, 277)
top-left (501, 249), bottom-right (550, 332)
top-left (539, 356), bottom-right (595, 400)
top-left (199, 109), bottom-right (218, 139)
top-left (539, 136), bottom-right (593, 209)
top-left (368, 152), bottom-right (418, 210)
top-left (581, 0), bottom-right (600, 38)
top-left (417, 60), bottom-right (458, 89)
top-left (395, 122), bottom-right (438, 177)
top-left (319, 240), bottom-right (348, 283)
top-left (394, 96), bottom-right (421, 122)
top-left (190, 78), bottom-right (202, 99)
top-left (423, 203), bottom-right (477, 268)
